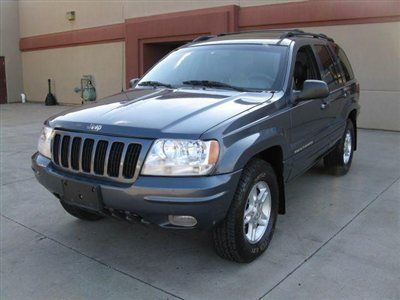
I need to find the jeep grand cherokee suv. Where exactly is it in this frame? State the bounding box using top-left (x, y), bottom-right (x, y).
top-left (32, 30), bottom-right (360, 262)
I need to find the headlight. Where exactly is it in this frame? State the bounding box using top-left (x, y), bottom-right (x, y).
top-left (142, 139), bottom-right (219, 176)
top-left (37, 126), bottom-right (54, 159)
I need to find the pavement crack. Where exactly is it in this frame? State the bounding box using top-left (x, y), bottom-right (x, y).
top-left (258, 175), bottom-right (400, 299)
top-left (1, 176), bottom-right (35, 186)
top-left (0, 214), bottom-right (184, 300)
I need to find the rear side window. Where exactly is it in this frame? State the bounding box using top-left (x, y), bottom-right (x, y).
top-left (314, 45), bottom-right (340, 90)
top-left (333, 46), bottom-right (355, 82)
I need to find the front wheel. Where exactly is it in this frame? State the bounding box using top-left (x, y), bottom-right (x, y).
top-left (324, 119), bottom-right (355, 175)
top-left (212, 159), bottom-right (279, 263)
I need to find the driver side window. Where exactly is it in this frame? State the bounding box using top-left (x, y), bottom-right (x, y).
top-left (293, 46), bottom-right (320, 90)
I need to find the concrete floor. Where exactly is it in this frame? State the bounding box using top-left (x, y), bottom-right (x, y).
top-left (1, 103), bottom-right (399, 300)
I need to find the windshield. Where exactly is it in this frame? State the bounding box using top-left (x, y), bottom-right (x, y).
top-left (137, 44), bottom-right (288, 91)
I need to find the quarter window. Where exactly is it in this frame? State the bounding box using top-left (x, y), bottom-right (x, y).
top-left (333, 45), bottom-right (354, 82)
top-left (314, 45), bottom-right (340, 90)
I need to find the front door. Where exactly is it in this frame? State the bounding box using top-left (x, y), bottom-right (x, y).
top-left (0, 57), bottom-right (7, 104)
top-left (288, 45), bottom-right (333, 179)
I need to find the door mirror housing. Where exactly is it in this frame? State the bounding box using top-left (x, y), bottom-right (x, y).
top-left (293, 80), bottom-right (329, 103)
top-left (129, 78), bottom-right (139, 88)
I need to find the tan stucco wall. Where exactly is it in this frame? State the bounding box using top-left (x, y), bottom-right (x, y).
top-left (19, 0), bottom-right (301, 37)
top-left (303, 22), bottom-right (400, 131)
top-left (19, 0), bottom-right (125, 38)
top-left (0, 0), bottom-right (23, 103)
top-left (22, 42), bottom-right (125, 105)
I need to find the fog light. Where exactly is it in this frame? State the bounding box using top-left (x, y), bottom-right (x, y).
top-left (168, 215), bottom-right (197, 227)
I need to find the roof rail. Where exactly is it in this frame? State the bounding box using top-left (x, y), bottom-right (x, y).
top-left (217, 28), bottom-right (304, 37)
top-left (280, 31), bottom-right (334, 42)
top-left (191, 30), bottom-right (334, 43)
top-left (192, 35), bottom-right (215, 43)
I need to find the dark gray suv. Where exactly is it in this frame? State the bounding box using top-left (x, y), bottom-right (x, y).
top-left (32, 30), bottom-right (360, 262)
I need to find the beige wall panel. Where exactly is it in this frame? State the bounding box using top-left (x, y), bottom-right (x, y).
top-left (124, 0), bottom-right (300, 19)
top-left (304, 22), bottom-right (400, 92)
top-left (124, 0), bottom-right (238, 19)
top-left (239, 0), bottom-right (302, 7)
top-left (19, 0), bottom-right (124, 38)
top-left (22, 42), bottom-right (124, 105)
top-left (19, 0), bottom-right (305, 37)
top-left (358, 91), bottom-right (400, 131)
top-left (0, 0), bottom-right (23, 103)
top-left (302, 22), bottom-right (400, 131)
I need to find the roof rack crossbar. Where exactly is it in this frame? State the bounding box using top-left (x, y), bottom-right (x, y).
top-left (280, 31), bottom-right (334, 42)
top-left (217, 28), bottom-right (304, 37)
top-left (191, 35), bottom-right (216, 43)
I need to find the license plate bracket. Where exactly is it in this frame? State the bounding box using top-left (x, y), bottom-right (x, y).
top-left (62, 179), bottom-right (102, 212)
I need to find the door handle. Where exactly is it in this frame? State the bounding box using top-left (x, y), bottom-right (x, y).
top-left (321, 102), bottom-right (330, 110)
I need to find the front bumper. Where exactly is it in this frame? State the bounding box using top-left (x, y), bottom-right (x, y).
top-left (32, 152), bottom-right (241, 229)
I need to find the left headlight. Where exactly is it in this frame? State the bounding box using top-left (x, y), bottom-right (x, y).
top-left (37, 126), bottom-right (54, 159)
top-left (141, 139), bottom-right (219, 176)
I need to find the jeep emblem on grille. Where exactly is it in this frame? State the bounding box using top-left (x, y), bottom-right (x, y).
top-left (87, 124), bottom-right (102, 131)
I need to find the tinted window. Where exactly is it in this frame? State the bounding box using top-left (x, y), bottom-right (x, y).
top-left (138, 44), bottom-right (288, 91)
top-left (332, 45), bottom-right (354, 82)
top-left (293, 46), bottom-right (320, 90)
top-left (314, 45), bottom-right (340, 90)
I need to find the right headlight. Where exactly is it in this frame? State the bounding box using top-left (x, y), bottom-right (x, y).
top-left (37, 126), bottom-right (54, 159)
top-left (141, 139), bottom-right (219, 176)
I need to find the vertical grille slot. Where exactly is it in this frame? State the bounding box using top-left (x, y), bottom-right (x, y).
top-left (60, 136), bottom-right (70, 168)
top-left (107, 142), bottom-right (124, 177)
top-left (53, 134), bottom-right (61, 165)
top-left (94, 140), bottom-right (108, 175)
top-left (123, 144), bottom-right (141, 179)
top-left (81, 139), bottom-right (94, 173)
top-left (70, 137), bottom-right (82, 170)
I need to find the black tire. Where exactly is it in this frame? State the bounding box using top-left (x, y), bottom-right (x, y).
top-left (324, 119), bottom-right (355, 175)
top-left (60, 201), bottom-right (104, 221)
top-left (212, 158), bottom-right (279, 263)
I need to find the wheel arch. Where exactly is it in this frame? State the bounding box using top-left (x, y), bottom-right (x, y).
top-left (348, 109), bottom-right (358, 150)
top-left (255, 145), bottom-right (286, 215)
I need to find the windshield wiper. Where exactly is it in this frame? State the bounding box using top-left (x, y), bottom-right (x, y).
top-left (138, 81), bottom-right (174, 89)
top-left (182, 80), bottom-right (248, 92)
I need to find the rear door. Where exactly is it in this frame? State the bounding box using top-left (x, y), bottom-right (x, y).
top-left (312, 44), bottom-right (345, 142)
top-left (0, 57), bottom-right (7, 104)
top-left (328, 44), bottom-right (359, 143)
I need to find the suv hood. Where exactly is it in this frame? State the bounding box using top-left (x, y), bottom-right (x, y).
top-left (48, 88), bottom-right (273, 139)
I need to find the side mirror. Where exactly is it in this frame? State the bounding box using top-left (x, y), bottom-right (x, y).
top-left (129, 78), bottom-right (139, 88)
top-left (293, 80), bottom-right (329, 103)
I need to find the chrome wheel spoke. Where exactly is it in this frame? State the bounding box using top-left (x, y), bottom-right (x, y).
top-left (248, 186), bottom-right (257, 206)
top-left (249, 222), bottom-right (257, 240)
top-left (244, 214), bottom-right (252, 224)
top-left (244, 205), bottom-right (253, 217)
top-left (257, 187), bottom-right (268, 202)
top-left (258, 217), bottom-right (268, 226)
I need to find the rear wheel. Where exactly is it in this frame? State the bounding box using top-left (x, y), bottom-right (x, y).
top-left (324, 119), bottom-right (355, 175)
top-left (212, 159), bottom-right (279, 263)
top-left (60, 201), bottom-right (104, 221)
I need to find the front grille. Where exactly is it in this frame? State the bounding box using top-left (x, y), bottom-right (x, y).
top-left (52, 131), bottom-right (142, 182)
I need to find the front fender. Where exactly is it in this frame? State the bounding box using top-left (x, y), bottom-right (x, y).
top-left (200, 94), bottom-right (291, 175)
top-left (216, 127), bottom-right (289, 174)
